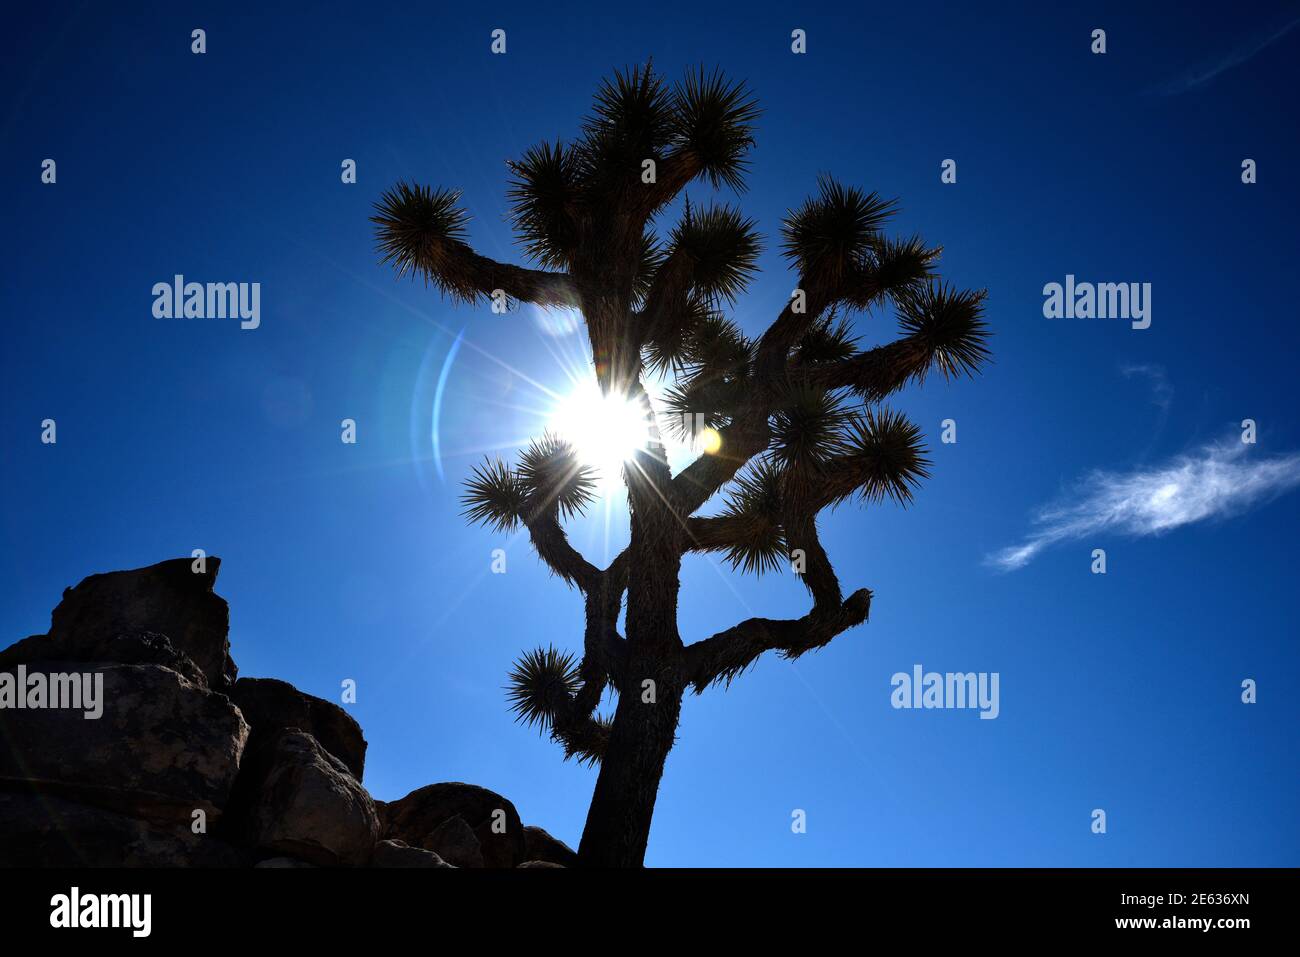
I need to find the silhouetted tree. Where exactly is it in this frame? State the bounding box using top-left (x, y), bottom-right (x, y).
top-left (373, 64), bottom-right (990, 867)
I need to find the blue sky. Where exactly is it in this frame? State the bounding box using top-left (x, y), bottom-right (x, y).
top-left (2, 1), bottom-right (1297, 866)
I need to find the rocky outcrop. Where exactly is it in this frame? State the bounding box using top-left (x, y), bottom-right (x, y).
top-left (231, 677), bottom-right (366, 780)
top-left (372, 840), bottom-right (454, 868)
top-left (0, 790), bottom-right (247, 867)
top-left (424, 815), bottom-right (484, 868)
top-left (381, 782), bottom-right (527, 869)
top-left (0, 557), bottom-right (572, 869)
top-left (236, 729), bottom-right (380, 867)
top-left (0, 660), bottom-right (248, 823)
top-left (523, 825), bottom-right (580, 867)
top-left (0, 630), bottom-right (208, 689)
top-left (46, 557), bottom-right (236, 690)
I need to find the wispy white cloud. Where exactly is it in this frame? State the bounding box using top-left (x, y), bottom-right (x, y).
top-left (987, 440), bottom-right (1300, 571)
top-left (1150, 14), bottom-right (1300, 96)
top-left (1120, 362), bottom-right (1173, 411)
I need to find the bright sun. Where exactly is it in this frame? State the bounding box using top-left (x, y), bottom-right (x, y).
top-left (547, 383), bottom-right (652, 481)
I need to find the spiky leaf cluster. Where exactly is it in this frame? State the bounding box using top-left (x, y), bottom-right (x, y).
top-left (769, 384), bottom-right (853, 475)
top-left (716, 461), bottom-right (787, 574)
top-left (684, 313), bottom-right (751, 371)
top-left (671, 67), bottom-right (761, 192)
top-left (895, 282), bottom-right (992, 381)
top-left (559, 713), bottom-right (614, 767)
top-left (515, 433), bottom-right (599, 519)
top-left (660, 314), bottom-right (754, 441)
top-left (506, 646), bottom-right (581, 730)
top-left (632, 231), bottom-right (666, 303)
top-left (509, 63), bottom-right (760, 268)
top-left (669, 202), bottom-right (762, 304)
top-left (642, 295), bottom-right (712, 375)
top-left (839, 234), bottom-right (939, 311)
top-left (781, 177), bottom-right (898, 290)
top-left (371, 183), bottom-right (475, 296)
top-left (661, 380), bottom-right (737, 442)
top-left (793, 310), bottom-right (859, 366)
top-left (839, 407), bottom-right (932, 505)
top-left (506, 141), bottom-right (582, 269)
top-left (461, 457), bottom-right (527, 532)
top-left (575, 63), bottom-right (676, 201)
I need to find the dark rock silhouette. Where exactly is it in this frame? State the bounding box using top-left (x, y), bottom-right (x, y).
top-left (380, 781), bottom-right (527, 869)
top-left (422, 814), bottom-right (484, 868)
top-left (0, 791), bottom-right (248, 867)
top-left (372, 839), bottom-right (453, 868)
top-left (523, 823), bottom-right (580, 867)
top-left (0, 557), bottom-right (571, 868)
top-left (0, 630), bottom-right (209, 689)
top-left (236, 729), bottom-right (380, 866)
top-left (231, 677), bottom-right (366, 780)
top-left (0, 660), bottom-right (248, 823)
top-left (48, 557), bottom-right (236, 689)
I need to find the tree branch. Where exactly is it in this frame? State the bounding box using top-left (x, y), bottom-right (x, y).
top-left (669, 419), bottom-right (769, 518)
top-left (631, 149), bottom-right (700, 222)
top-left (808, 337), bottom-right (931, 400)
top-left (668, 288), bottom-right (831, 517)
top-left (781, 509), bottom-right (841, 610)
top-left (373, 182), bottom-right (580, 307)
top-left (524, 512), bottom-right (601, 591)
top-left (671, 275), bottom-right (987, 518)
top-left (550, 710), bottom-right (612, 765)
top-left (682, 515), bottom-right (750, 553)
top-left (636, 246), bottom-right (694, 351)
top-left (753, 287), bottom-right (828, 379)
top-left (439, 246), bottom-right (579, 308)
top-left (515, 556), bottom-right (629, 766)
top-left (683, 588), bottom-right (872, 692)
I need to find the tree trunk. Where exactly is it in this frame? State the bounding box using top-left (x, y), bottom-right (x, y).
top-left (576, 670), bottom-right (683, 867)
top-left (577, 498), bottom-right (684, 867)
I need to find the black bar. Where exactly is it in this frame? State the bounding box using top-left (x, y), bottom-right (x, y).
top-left (0, 867), bottom-right (1289, 943)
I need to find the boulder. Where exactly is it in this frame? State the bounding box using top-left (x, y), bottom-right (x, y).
top-left (0, 631), bottom-right (208, 688)
top-left (372, 839), bottom-right (454, 868)
top-left (46, 557), bottom-right (236, 689)
top-left (231, 677), bottom-right (366, 779)
top-left (240, 730), bottom-right (379, 867)
top-left (381, 782), bottom-right (526, 868)
top-left (522, 825), bottom-right (579, 867)
top-left (0, 660), bottom-right (248, 823)
top-left (517, 860), bottom-right (565, 868)
top-left (424, 815), bottom-right (484, 868)
top-left (0, 790), bottom-right (246, 867)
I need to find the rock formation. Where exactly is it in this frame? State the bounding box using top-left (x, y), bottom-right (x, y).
top-left (0, 558), bottom-right (576, 868)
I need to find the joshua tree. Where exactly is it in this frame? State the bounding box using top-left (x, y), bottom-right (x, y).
top-left (373, 64), bottom-right (990, 867)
